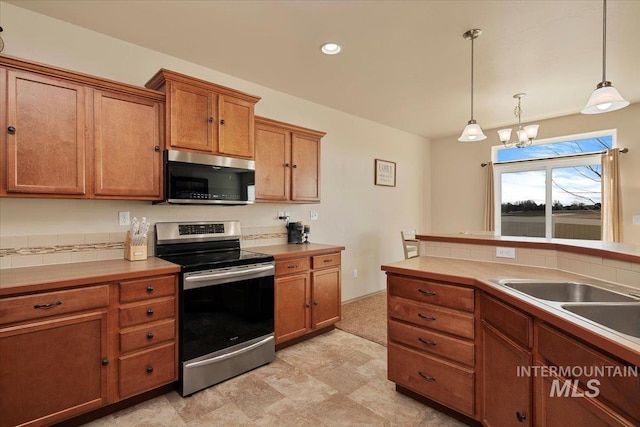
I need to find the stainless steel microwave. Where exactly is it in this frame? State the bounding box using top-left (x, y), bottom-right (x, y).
top-left (161, 150), bottom-right (255, 205)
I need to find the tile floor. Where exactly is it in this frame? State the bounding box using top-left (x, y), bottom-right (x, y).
top-left (83, 330), bottom-right (466, 426)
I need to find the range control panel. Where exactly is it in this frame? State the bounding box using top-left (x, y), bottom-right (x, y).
top-left (179, 223), bottom-right (225, 235)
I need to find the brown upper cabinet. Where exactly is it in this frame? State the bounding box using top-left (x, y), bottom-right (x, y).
top-left (145, 69), bottom-right (260, 159)
top-left (255, 117), bottom-right (325, 203)
top-left (0, 54), bottom-right (165, 200)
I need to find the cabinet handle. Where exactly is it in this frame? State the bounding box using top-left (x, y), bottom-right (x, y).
top-left (154, 146), bottom-right (160, 152)
top-left (208, 117), bottom-right (214, 123)
top-left (34, 300), bottom-right (62, 309)
top-left (305, 303), bottom-right (311, 308)
top-left (7, 126), bottom-right (16, 134)
top-left (516, 412), bottom-right (527, 422)
top-left (220, 119), bottom-right (225, 125)
top-left (287, 265), bottom-right (298, 269)
top-left (418, 372), bottom-right (436, 381)
top-left (284, 163), bottom-right (290, 168)
top-left (146, 286), bottom-right (154, 294)
top-left (292, 164), bottom-right (297, 168)
top-left (146, 366), bottom-right (154, 374)
top-left (323, 259), bottom-right (332, 263)
top-left (147, 309), bottom-right (154, 316)
top-left (101, 359), bottom-right (109, 366)
top-left (418, 289), bottom-right (436, 296)
top-left (418, 338), bottom-right (437, 346)
top-left (418, 313), bottom-right (436, 321)
top-left (147, 332), bottom-right (155, 340)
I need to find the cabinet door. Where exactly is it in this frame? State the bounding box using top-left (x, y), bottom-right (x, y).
top-left (291, 133), bottom-right (320, 202)
top-left (0, 311), bottom-right (108, 427)
top-left (6, 70), bottom-right (86, 194)
top-left (168, 81), bottom-right (216, 152)
top-left (274, 273), bottom-right (310, 344)
top-left (218, 94), bottom-right (254, 158)
top-left (481, 321), bottom-right (532, 426)
top-left (311, 267), bottom-right (341, 329)
top-left (255, 122), bottom-right (291, 201)
top-left (93, 90), bottom-right (162, 199)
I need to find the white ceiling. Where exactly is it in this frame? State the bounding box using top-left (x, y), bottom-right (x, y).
top-left (6, 0), bottom-right (640, 139)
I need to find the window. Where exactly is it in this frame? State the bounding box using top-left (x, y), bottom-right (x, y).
top-left (493, 130), bottom-right (614, 240)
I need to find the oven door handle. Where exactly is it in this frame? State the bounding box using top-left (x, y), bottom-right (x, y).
top-left (184, 264), bottom-right (274, 288)
top-left (184, 335), bottom-right (274, 369)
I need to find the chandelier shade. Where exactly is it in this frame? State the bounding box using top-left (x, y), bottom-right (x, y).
top-left (497, 93), bottom-right (539, 148)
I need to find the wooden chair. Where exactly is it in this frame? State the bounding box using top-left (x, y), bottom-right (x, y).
top-left (401, 230), bottom-right (419, 259)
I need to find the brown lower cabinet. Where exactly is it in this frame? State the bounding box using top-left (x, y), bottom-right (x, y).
top-left (274, 251), bottom-right (341, 345)
top-left (0, 273), bottom-right (178, 427)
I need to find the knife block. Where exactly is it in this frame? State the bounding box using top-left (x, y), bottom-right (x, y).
top-left (124, 231), bottom-right (148, 261)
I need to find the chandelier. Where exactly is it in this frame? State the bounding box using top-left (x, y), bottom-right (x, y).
top-left (497, 93), bottom-right (539, 148)
top-left (458, 29), bottom-right (487, 142)
top-left (581, 0), bottom-right (629, 114)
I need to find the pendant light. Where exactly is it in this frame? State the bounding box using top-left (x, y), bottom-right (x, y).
top-left (581, 0), bottom-right (629, 114)
top-left (459, 29), bottom-right (486, 142)
top-left (497, 93), bottom-right (539, 148)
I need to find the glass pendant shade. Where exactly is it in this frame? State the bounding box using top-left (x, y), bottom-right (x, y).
top-left (581, 83), bottom-right (630, 114)
top-left (459, 120), bottom-right (487, 142)
top-left (523, 124), bottom-right (539, 139)
top-left (497, 128), bottom-right (512, 143)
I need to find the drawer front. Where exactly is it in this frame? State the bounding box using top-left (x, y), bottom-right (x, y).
top-left (538, 323), bottom-right (640, 421)
top-left (119, 319), bottom-right (176, 354)
top-left (481, 293), bottom-right (532, 348)
top-left (119, 275), bottom-right (176, 303)
top-left (118, 342), bottom-right (176, 398)
top-left (388, 296), bottom-right (474, 339)
top-left (0, 285), bottom-right (109, 325)
top-left (275, 257), bottom-right (310, 276)
top-left (388, 342), bottom-right (475, 416)
top-left (388, 319), bottom-right (474, 367)
top-left (119, 297), bottom-right (175, 328)
top-left (312, 253), bottom-right (341, 269)
top-left (388, 275), bottom-right (474, 312)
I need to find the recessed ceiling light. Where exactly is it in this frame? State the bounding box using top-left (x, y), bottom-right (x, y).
top-left (321, 42), bottom-right (342, 55)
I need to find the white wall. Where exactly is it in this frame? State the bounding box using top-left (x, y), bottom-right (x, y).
top-left (431, 103), bottom-right (640, 245)
top-left (0, 3), bottom-right (430, 300)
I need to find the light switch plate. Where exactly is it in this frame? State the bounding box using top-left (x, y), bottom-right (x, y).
top-left (633, 215), bottom-right (640, 225)
top-left (496, 247), bottom-right (516, 258)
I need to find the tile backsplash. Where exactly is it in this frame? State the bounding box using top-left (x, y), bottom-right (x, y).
top-left (0, 226), bottom-right (288, 269)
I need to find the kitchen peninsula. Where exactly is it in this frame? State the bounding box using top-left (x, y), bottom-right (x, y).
top-left (382, 238), bottom-right (640, 426)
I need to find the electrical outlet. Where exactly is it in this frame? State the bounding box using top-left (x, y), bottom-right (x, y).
top-left (633, 215), bottom-right (640, 225)
top-left (310, 210), bottom-right (319, 221)
top-left (496, 247), bottom-right (516, 258)
top-left (353, 269), bottom-right (358, 278)
top-left (118, 211), bottom-right (130, 226)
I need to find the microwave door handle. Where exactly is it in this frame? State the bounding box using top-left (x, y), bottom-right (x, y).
top-left (185, 265), bottom-right (274, 283)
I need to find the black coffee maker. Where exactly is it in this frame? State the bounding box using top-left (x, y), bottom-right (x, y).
top-left (287, 222), bottom-right (305, 244)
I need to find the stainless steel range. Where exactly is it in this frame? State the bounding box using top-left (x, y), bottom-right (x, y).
top-left (155, 221), bottom-right (275, 396)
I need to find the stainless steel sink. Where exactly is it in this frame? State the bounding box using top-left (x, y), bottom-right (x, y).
top-left (499, 280), bottom-right (638, 303)
top-left (561, 303), bottom-right (640, 339)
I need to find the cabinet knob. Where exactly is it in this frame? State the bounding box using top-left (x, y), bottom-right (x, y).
top-left (313, 301), bottom-right (319, 306)
top-left (147, 309), bottom-right (154, 316)
top-left (220, 119), bottom-right (225, 125)
top-left (7, 126), bottom-right (16, 134)
top-left (292, 164), bottom-right (297, 168)
top-left (147, 332), bottom-right (154, 340)
top-left (208, 117), bottom-right (214, 123)
top-left (146, 366), bottom-right (154, 374)
top-left (516, 412), bottom-right (527, 422)
top-left (101, 359), bottom-right (109, 366)
top-left (305, 303), bottom-right (311, 308)
top-left (154, 146), bottom-right (160, 152)
top-left (284, 163), bottom-right (290, 168)
top-left (146, 286), bottom-right (154, 294)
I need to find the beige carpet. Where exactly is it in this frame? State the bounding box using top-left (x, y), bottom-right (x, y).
top-left (335, 291), bottom-right (387, 346)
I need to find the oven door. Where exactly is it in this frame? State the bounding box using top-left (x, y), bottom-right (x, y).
top-left (181, 263), bottom-right (274, 362)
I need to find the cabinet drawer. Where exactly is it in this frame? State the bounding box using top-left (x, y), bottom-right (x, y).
top-left (538, 323), bottom-right (640, 421)
top-left (119, 275), bottom-right (175, 303)
top-left (119, 297), bottom-right (175, 328)
top-left (388, 296), bottom-right (474, 339)
top-left (118, 342), bottom-right (176, 398)
top-left (312, 253), bottom-right (341, 269)
top-left (388, 275), bottom-right (474, 312)
top-left (388, 342), bottom-right (474, 416)
top-left (389, 319), bottom-right (474, 367)
top-left (275, 257), bottom-right (310, 276)
top-left (0, 285), bottom-right (109, 325)
top-left (481, 293), bottom-right (532, 348)
top-left (120, 319), bottom-right (176, 354)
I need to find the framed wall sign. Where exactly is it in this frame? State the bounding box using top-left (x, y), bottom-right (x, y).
top-left (375, 159), bottom-right (396, 187)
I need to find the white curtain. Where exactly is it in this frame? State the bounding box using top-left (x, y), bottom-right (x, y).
top-left (483, 162), bottom-right (495, 232)
top-left (601, 149), bottom-right (621, 242)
